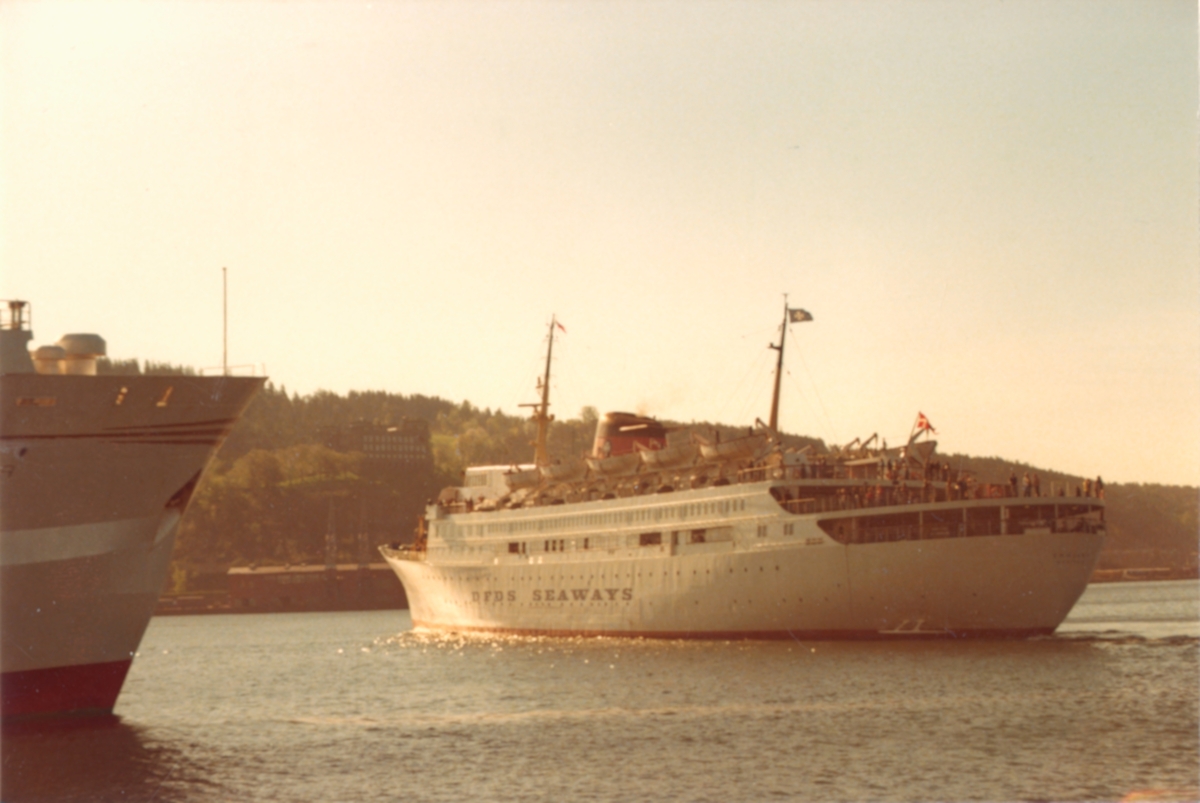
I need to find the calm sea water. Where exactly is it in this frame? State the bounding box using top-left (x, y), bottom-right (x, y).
top-left (3, 580), bottom-right (1197, 803)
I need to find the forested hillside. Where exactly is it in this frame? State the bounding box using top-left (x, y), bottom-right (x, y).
top-left (98, 361), bottom-right (1196, 590)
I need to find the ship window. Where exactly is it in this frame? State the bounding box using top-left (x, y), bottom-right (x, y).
top-left (690, 529), bottom-right (706, 544)
top-left (639, 532), bottom-right (662, 546)
top-left (584, 538), bottom-right (590, 550)
top-left (756, 524), bottom-right (768, 538)
top-left (508, 542), bottom-right (520, 553)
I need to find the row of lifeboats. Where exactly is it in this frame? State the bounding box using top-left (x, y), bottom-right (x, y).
top-left (506, 431), bottom-right (941, 493)
top-left (506, 430), bottom-right (773, 490)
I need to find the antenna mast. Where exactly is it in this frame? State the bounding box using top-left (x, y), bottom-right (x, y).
top-left (222, 267), bottom-right (228, 376)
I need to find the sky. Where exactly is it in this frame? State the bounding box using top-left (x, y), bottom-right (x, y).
top-left (1, 0), bottom-right (1196, 486)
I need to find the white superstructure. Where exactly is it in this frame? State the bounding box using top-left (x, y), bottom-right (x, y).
top-left (384, 463), bottom-right (1105, 638)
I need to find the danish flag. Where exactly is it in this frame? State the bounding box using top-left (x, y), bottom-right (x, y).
top-left (916, 412), bottom-right (936, 433)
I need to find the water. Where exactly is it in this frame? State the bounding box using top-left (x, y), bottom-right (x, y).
top-left (4, 581), bottom-right (1197, 802)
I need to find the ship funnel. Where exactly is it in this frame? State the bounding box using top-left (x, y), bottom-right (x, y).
top-left (591, 412), bottom-right (668, 458)
top-left (56, 333), bottom-right (106, 376)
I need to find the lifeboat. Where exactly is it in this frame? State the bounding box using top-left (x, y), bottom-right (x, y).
top-left (636, 438), bottom-right (697, 470)
top-left (697, 432), bottom-right (769, 463)
top-left (539, 459), bottom-right (587, 483)
top-left (585, 451), bottom-right (642, 478)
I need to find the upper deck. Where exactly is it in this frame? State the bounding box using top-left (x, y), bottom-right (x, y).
top-left (407, 406), bottom-right (1105, 565)
top-left (432, 457), bottom-right (1104, 522)
top-left (394, 461), bottom-right (1105, 568)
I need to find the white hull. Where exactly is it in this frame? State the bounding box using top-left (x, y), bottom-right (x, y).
top-left (383, 481), bottom-right (1105, 638)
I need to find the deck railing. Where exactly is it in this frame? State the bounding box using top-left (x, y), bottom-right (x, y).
top-left (432, 462), bottom-right (1106, 516)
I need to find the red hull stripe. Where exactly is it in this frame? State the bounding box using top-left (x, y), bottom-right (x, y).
top-left (107, 439), bottom-right (223, 446)
top-left (0, 417), bottom-right (238, 442)
top-left (104, 418), bottom-right (241, 432)
top-left (1, 660), bottom-right (133, 719)
top-left (410, 621), bottom-right (1055, 640)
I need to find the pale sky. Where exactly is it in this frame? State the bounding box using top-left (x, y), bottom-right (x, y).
top-left (2, 0), bottom-right (1197, 486)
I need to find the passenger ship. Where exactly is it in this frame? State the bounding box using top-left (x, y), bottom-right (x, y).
top-left (381, 307), bottom-right (1105, 639)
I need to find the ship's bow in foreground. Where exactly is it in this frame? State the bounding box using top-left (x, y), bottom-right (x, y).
top-left (1, 301), bottom-right (264, 718)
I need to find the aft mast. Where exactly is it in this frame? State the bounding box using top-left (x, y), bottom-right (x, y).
top-left (767, 297), bottom-right (812, 433)
top-left (768, 297), bottom-right (789, 432)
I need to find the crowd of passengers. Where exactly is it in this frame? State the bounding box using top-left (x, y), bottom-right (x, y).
top-left (433, 461), bottom-right (1106, 515)
top-left (1003, 470), bottom-right (1105, 499)
top-left (774, 468), bottom-right (1107, 511)
top-left (773, 458), bottom-right (1105, 501)
top-left (875, 459), bottom-right (1104, 500)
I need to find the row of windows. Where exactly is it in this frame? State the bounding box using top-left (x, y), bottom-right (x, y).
top-left (448, 497), bottom-right (749, 539)
top-left (490, 527), bottom-right (736, 557)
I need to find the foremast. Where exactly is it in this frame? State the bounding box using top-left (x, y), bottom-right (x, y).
top-left (521, 316), bottom-right (560, 466)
